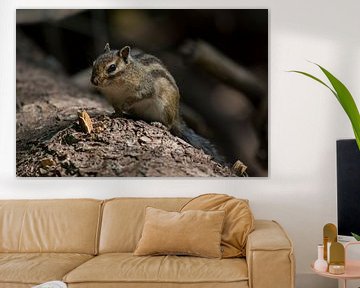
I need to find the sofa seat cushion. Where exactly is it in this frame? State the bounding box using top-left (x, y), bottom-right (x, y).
top-left (64, 253), bottom-right (248, 286)
top-left (0, 253), bottom-right (93, 285)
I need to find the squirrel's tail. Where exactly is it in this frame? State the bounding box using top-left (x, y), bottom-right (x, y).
top-left (171, 121), bottom-right (227, 166)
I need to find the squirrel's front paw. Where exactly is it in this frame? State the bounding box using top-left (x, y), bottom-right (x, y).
top-left (150, 121), bottom-right (166, 129)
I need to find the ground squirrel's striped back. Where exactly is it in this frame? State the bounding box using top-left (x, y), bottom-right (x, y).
top-left (133, 52), bottom-right (179, 93)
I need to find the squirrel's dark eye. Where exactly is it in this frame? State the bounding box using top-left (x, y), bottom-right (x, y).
top-left (107, 64), bottom-right (116, 74)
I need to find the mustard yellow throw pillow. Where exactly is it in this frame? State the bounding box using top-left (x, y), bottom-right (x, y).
top-left (134, 207), bottom-right (225, 258)
top-left (181, 194), bottom-right (255, 258)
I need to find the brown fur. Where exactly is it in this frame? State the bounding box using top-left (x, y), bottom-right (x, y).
top-left (91, 46), bottom-right (180, 128)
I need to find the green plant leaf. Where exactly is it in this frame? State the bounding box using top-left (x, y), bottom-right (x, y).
top-left (289, 64), bottom-right (360, 150)
top-left (351, 232), bottom-right (360, 241)
top-left (289, 70), bottom-right (337, 98)
top-left (316, 64), bottom-right (360, 150)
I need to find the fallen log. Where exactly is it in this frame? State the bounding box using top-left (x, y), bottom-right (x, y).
top-left (16, 37), bottom-right (237, 177)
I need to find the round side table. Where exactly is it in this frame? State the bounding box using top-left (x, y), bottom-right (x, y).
top-left (311, 242), bottom-right (360, 288)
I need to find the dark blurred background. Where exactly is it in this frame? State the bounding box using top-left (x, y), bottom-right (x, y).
top-left (16, 9), bottom-right (268, 176)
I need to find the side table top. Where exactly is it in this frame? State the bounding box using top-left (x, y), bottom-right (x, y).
top-left (311, 261), bottom-right (360, 280)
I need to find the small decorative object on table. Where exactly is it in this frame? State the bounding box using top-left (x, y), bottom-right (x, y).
top-left (314, 244), bottom-right (328, 272)
top-left (32, 281), bottom-right (67, 288)
top-left (328, 242), bottom-right (345, 274)
top-left (312, 224), bottom-right (360, 288)
top-left (323, 223), bottom-right (337, 262)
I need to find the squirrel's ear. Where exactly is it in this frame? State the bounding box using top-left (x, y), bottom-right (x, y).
top-left (118, 46), bottom-right (131, 63)
top-left (104, 43), bottom-right (111, 53)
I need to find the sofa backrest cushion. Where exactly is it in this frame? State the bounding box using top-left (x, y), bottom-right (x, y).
top-left (0, 199), bottom-right (102, 254)
top-left (99, 198), bottom-right (189, 253)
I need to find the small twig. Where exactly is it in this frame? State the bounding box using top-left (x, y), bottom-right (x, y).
top-left (232, 160), bottom-right (248, 177)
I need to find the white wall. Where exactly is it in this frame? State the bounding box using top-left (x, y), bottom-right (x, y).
top-left (1, 0), bottom-right (360, 287)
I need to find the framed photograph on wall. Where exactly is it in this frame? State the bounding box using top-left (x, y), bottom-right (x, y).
top-left (16, 9), bottom-right (268, 177)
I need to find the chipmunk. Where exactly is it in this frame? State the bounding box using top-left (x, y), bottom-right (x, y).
top-left (91, 43), bottom-right (225, 164)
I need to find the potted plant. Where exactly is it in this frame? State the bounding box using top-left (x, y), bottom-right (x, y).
top-left (291, 64), bottom-right (360, 241)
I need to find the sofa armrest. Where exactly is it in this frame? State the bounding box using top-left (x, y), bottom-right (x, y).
top-left (246, 220), bottom-right (295, 288)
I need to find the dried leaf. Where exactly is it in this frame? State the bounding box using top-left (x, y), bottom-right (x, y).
top-left (78, 110), bottom-right (93, 134)
top-left (40, 158), bottom-right (55, 168)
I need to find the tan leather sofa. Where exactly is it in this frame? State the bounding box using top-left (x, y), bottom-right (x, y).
top-left (0, 198), bottom-right (295, 288)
